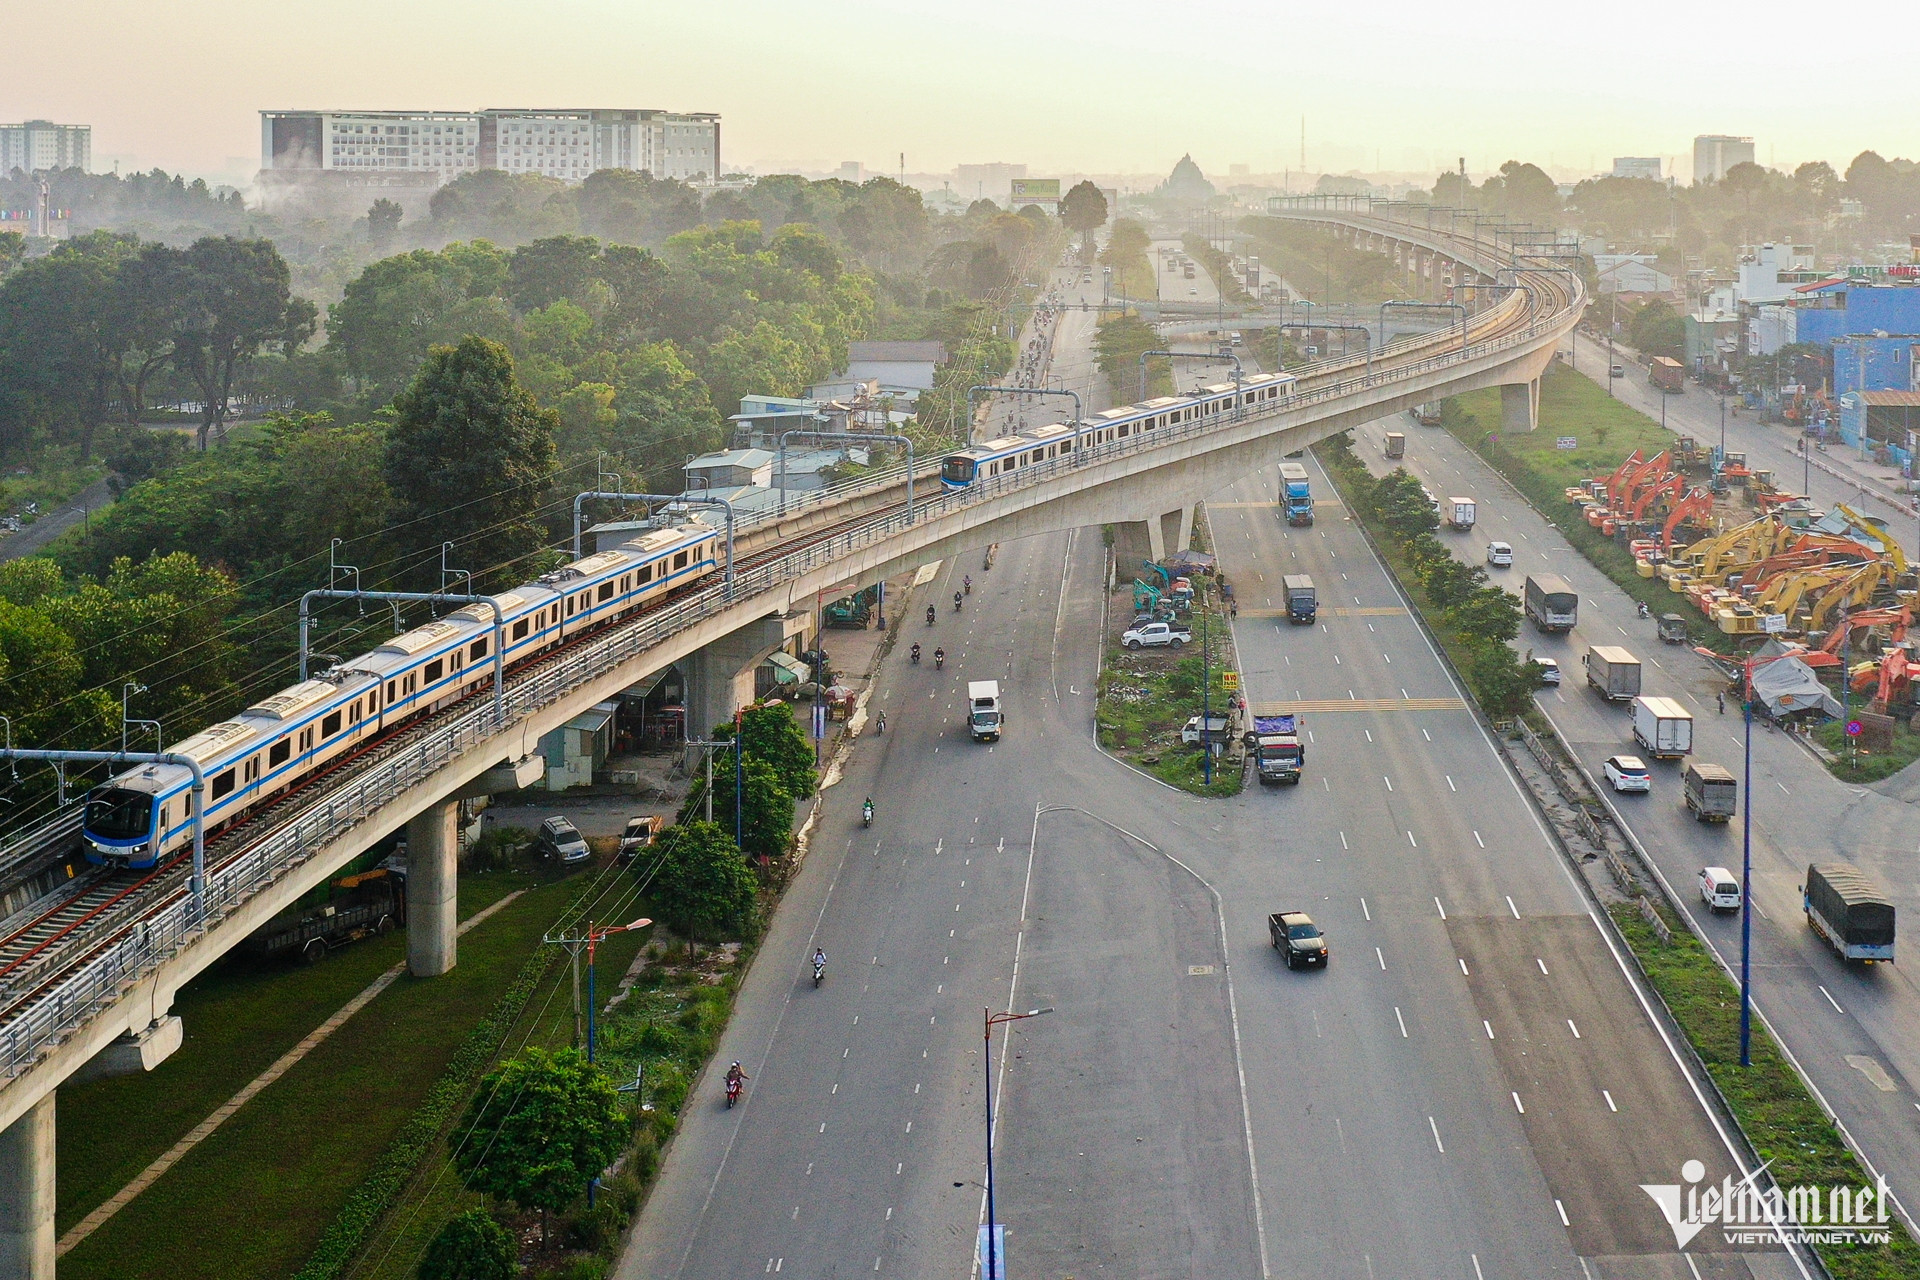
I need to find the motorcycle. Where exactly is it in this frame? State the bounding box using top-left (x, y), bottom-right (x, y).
top-left (1637, 601), bottom-right (1651, 619)
top-left (926, 605), bottom-right (937, 626)
top-left (934, 649), bottom-right (945, 670)
top-left (953, 592), bottom-right (963, 612)
top-left (910, 644), bottom-right (921, 665)
top-left (876, 710), bottom-right (886, 734)
top-left (862, 799), bottom-right (874, 828)
top-left (725, 1066), bottom-right (746, 1108)
top-left (964, 575), bottom-right (972, 594)
top-left (813, 957), bottom-right (826, 987)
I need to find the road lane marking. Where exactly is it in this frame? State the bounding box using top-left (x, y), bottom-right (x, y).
top-left (1341, 832), bottom-right (1350, 850)
top-left (1435, 896), bottom-right (1447, 919)
top-left (1359, 895), bottom-right (1368, 918)
top-left (1383, 774), bottom-right (1392, 790)
top-left (1383, 654), bottom-right (1392, 664)
top-left (1429, 1117), bottom-right (1446, 1153)
top-left (1256, 697), bottom-right (1467, 714)
top-left (1376, 947), bottom-right (1386, 970)
top-left (1407, 830), bottom-right (1418, 847)
top-left (1819, 985), bottom-right (1845, 1014)
top-left (1366, 730), bottom-right (1374, 743)
top-left (1777, 781), bottom-right (1791, 794)
top-left (1423, 729), bottom-right (1432, 741)
top-left (1446, 775), bottom-right (1456, 792)
top-left (1506, 895), bottom-right (1520, 919)
top-left (1484, 1020), bottom-right (1496, 1039)
top-left (1537, 958), bottom-right (1549, 975)
top-left (1604, 1090), bottom-right (1617, 1112)
top-left (1395, 1007), bottom-right (1409, 1037)
top-left (1473, 831), bottom-right (1484, 848)
top-left (1513, 1091), bottom-right (1526, 1113)
top-left (1568, 1020), bottom-right (1582, 1039)
top-left (1556, 1199), bottom-right (1570, 1227)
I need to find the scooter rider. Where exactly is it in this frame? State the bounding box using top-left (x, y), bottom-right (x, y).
top-left (953, 590), bottom-right (963, 612)
top-left (813, 947), bottom-right (827, 978)
top-left (934, 647), bottom-right (945, 669)
top-left (910, 643), bottom-right (921, 664)
top-left (964, 574), bottom-right (972, 594)
top-left (926, 604), bottom-right (937, 626)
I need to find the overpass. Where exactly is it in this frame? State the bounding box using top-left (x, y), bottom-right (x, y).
top-left (0, 201), bottom-right (1581, 1277)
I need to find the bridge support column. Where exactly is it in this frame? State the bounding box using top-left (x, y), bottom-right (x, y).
top-left (683, 615), bottom-right (791, 746)
top-left (0, 1091), bottom-right (54, 1280)
top-left (1144, 507), bottom-right (1192, 562)
top-left (1501, 379), bottom-right (1540, 433)
top-left (406, 801), bottom-right (458, 978)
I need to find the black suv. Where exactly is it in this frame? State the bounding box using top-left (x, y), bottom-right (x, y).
top-left (1268, 911), bottom-right (1328, 969)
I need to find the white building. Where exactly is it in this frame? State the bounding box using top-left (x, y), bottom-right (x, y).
top-left (1611, 157), bottom-right (1662, 181)
top-left (1735, 243), bottom-right (1817, 305)
top-left (0, 120), bottom-right (90, 176)
top-left (1693, 135), bottom-right (1755, 185)
top-left (1593, 254), bottom-right (1674, 295)
top-left (260, 108), bottom-right (718, 184)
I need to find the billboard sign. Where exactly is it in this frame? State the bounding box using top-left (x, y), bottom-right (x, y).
top-left (1009, 178), bottom-right (1060, 203)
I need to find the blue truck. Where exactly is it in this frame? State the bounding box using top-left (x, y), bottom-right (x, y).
top-left (1278, 462), bottom-right (1314, 526)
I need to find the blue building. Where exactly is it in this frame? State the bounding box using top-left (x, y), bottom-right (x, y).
top-left (1790, 281), bottom-right (1920, 395)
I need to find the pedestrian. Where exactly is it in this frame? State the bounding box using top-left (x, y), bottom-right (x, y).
top-left (1716, 692), bottom-right (1725, 715)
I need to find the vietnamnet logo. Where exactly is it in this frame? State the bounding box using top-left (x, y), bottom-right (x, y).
top-left (1642, 1159), bottom-right (1893, 1247)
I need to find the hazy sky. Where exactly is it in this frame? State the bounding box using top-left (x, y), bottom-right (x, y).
top-left (9, 0), bottom-right (1917, 185)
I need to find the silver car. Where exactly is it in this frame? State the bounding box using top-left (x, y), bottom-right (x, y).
top-left (538, 815), bottom-right (591, 864)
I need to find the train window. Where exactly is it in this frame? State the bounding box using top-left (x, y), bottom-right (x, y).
top-left (675, 550), bottom-right (689, 570)
top-left (386, 680), bottom-right (396, 704)
top-left (639, 563), bottom-right (654, 583)
top-left (211, 769), bottom-right (236, 801)
top-left (566, 596), bottom-right (576, 617)
top-left (450, 651), bottom-right (462, 671)
top-left (424, 660), bottom-right (443, 684)
top-left (942, 456), bottom-right (978, 484)
top-left (598, 581), bottom-right (614, 602)
top-left (405, 674), bottom-right (415, 694)
top-left (158, 804), bottom-right (170, 831)
top-left (470, 638), bottom-right (488, 661)
top-left (350, 699), bottom-right (362, 723)
top-left (299, 728), bottom-right (314, 752)
top-left (270, 739), bottom-right (291, 767)
top-left (322, 710), bottom-right (343, 739)
top-left (512, 618), bottom-right (529, 641)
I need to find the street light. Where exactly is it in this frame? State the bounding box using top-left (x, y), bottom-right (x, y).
top-left (982, 1005), bottom-right (1053, 1280)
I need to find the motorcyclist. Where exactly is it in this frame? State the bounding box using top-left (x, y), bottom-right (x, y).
top-left (910, 643), bottom-right (921, 664)
top-left (964, 574), bottom-right (972, 594)
top-left (725, 1061), bottom-right (747, 1104)
top-left (926, 604), bottom-right (937, 626)
top-left (862, 797), bottom-right (875, 826)
top-left (876, 709), bottom-right (886, 733)
top-left (934, 647), bottom-right (945, 669)
top-left (1637, 601), bottom-right (1651, 619)
top-left (813, 947), bottom-right (827, 976)
top-left (953, 590), bottom-right (964, 612)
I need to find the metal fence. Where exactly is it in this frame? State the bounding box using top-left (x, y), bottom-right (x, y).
top-left (0, 224), bottom-right (1582, 1085)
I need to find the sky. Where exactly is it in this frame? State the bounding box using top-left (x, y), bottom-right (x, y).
top-left (9, 0), bottom-right (1918, 187)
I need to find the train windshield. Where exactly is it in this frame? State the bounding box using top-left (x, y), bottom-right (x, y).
top-left (941, 456), bottom-right (977, 484)
top-left (85, 787), bottom-right (154, 841)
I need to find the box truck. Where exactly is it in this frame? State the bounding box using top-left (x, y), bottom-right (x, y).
top-left (1583, 646), bottom-right (1643, 701)
top-left (967, 681), bottom-right (1002, 741)
top-left (1446, 497), bottom-right (1477, 531)
top-left (1632, 695), bottom-right (1694, 759)
top-left (1804, 862), bottom-right (1895, 963)
top-left (1283, 575), bottom-right (1317, 624)
top-left (1524, 573), bottom-right (1578, 632)
top-left (1278, 462), bottom-right (1314, 526)
top-left (1682, 761), bottom-right (1738, 822)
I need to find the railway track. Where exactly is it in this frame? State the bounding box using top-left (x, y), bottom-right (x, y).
top-left (0, 216), bottom-right (1581, 1075)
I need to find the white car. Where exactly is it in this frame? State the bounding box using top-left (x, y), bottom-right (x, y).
top-left (1121, 621), bottom-right (1191, 649)
top-left (1604, 754), bottom-right (1652, 793)
top-left (1486, 541), bottom-right (1513, 567)
top-left (1536, 657), bottom-right (1561, 686)
top-left (1699, 866), bottom-right (1742, 912)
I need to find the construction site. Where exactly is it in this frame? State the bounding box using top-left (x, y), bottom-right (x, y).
top-left (1566, 436), bottom-right (1917, 734)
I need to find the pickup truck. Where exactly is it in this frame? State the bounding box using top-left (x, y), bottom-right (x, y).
top-left (1121, 621), bottom-right (1191, 649)
top-left (1269, 911), bottom-right (1328, 969)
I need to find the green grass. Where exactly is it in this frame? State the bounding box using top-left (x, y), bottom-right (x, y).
top-left (1612, 901), bottom-right (1920, 1277)
top-left (1815, 719), bottom-right (1920, 783)
top-left (58, 869), bottom-right (630, 1280)
top-left (1444, 364), bottom-right (1738, 652)
top-left (1097, 605), bottom-right (1242, 798)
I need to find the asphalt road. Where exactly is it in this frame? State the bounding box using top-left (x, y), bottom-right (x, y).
top-left (1362, 408), bottom-right (1920, 1242)
top-left (1154, 238), bottom-right (1219, 308)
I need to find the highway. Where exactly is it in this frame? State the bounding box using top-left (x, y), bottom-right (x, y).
top-left (1361, 406), bottom-right (1920, 1238)
top-left (622, 445), bottom-right (1805, 1274)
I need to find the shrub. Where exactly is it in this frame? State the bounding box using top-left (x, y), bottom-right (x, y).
top-left (418, 1210), bottom-right (515, 1280)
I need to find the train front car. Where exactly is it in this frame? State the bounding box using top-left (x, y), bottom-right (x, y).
top-left (82, 766), bottom-right (179, 869)
top-left (940, 450), bottom-right (986, 491)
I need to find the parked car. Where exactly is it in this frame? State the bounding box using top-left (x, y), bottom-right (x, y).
top-left (1604, 754), bottom-right (1652, 793)
top-left (1486, 541), bottom-right (1513, 567)
top-left (1535, 657), bottom-right (1561, 686)
top-left (617, 815), bottom-right (662, 865)
top-left (538, 815), bottom-right (591, 864)
top-left (1609, 363), bottom-right (1625, 377)
top-left (1121, 621), bottom-right (1192, 649)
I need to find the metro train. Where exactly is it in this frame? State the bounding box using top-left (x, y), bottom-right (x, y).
top-left (938, 371), bottom-right (1296, 491)
top-left (80, 521), bottom-right (723, 869)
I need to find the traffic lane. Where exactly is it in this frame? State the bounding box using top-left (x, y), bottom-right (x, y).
top-left (994, 810), bottom-right (1259, 1280)
top-left (1368, 410), bottom-right (1920, 1230)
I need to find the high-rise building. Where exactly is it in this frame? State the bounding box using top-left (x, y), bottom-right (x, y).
top-left (259, 108), bottom-right (719, 185)
top-left (1611, 157), bottom-right (1662, 181)
top-left (0, 120), bottom-right (91, 176)
top-left (1693, 136), bottom-right (1755, 185)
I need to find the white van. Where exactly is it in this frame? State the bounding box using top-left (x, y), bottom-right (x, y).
top-left (1700, 866), bottom-right (1742, 912)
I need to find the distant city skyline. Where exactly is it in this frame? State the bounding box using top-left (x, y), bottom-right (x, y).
top-left (7, 0), bottom-right (1916, 187)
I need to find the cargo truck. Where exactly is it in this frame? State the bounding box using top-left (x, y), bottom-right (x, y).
top-left (1383, 432), bottom-right (1406, 459)
top-left (1524, 573), bottom-right (1578, 632)
top-left (1446, 497), bottom-right (1477, 531)
top-left (242, 866), bottom-right (405, 965)
top-left (1632, 695), bottom-right (1694, 759)
top-left (1583, 646), bottom-right (1643, 701)
top-left (1804, 863), bottom-right (1895, 963)
top-left (1283, 574), bottom-right (1317, 624)
top-left (1278, 462), bottom-right (1314, 526)
top-left (1245, 714), bottom-right (1304, 784)
top-left (1682, 761), bottom-right (1737, 822)
top-left (1650, 357), bottom-right (1685, 393)
top-left (967, 681), bottom-right (1002, 741)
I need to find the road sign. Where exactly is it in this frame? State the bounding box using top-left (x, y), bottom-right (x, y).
top-left (1222, 671), bottom-right (1239, 690)
top-left (812, 703), bottom-right (827, 741)
top-left (978, 1225), bottom-right (1005, 1277)
top-left (1846, 720), bottom-right (1864, 737)
top-left (1556, 436), bottom-right (1579, 450)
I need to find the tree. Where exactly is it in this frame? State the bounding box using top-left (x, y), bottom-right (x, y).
top-left (650, 820), bottom-right (758, 939)
top-left (368, 198), bottom-right (403, 252)
top-left (732, 702), bottom-right (816, 799)
top-left (0, 235), bottom-right (127, 459)
top-left (418, 1209), bottom-right (515, 1280)
top-left (738, 756), bottom-right (795, 861)
top-left (453, 1048), bottom-right (627, 1243)
top-left (384, 336), bottom-right (557, 584)
top-left (1449, 585), bottom-right (1522, 644)
top-left (1371, 470), bottom-right (1438, 538)
top-left (0, 231), bottom-right (22, 276)
top-left (325, 243), bottom-right (514, 403)
top-left (1059, 180), bottom-right (1109, 257)
top-left (169, 237), bottom-right (316, 448)
top-left (1492, 161), bottom-right (1561, 225)
top-left (1627, 298), bottom-right (1684, 360)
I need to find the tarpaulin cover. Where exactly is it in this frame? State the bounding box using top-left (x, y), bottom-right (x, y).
top-left (1749, 646), bottom-right (1842, 717)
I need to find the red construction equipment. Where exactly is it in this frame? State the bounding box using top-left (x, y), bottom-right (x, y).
top-left (1630, 472), bottom-right (1688, 522)
top-left (1809, 605), bottom-right (1912, 669)
top-left (1864, 648), bottom-right (1912, 714)
top-left (1600, 450), bottom-right (1645, 507)
top-left (1660, 488), bottom-right (1716, 550)
top-left (1617, 451), bottom-right (1673, 512)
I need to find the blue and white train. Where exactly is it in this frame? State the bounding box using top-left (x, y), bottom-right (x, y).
top-left (81, 522), bottom-right (723, 869)
top-left (938, 372), bottom-right (1296, 491)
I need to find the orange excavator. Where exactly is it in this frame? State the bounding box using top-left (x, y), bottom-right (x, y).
top-left (1601, 450), bottom-right (1645, 507)
top-left (1617, 451), bottom-right (1673, 512)
top-left (1808, 604), bottom-right (1911, 669)
top-left (1630, 472), bottom-right (1689, 523)
top-left (1661, 488), bottom-right (1716, 550)
top-left (1860, 648), bottom-right (1913, 714)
